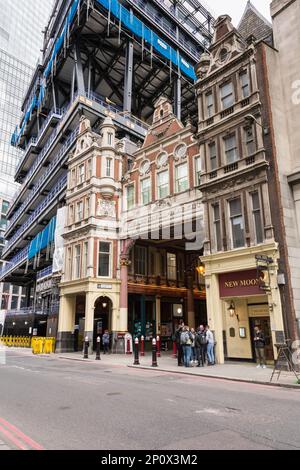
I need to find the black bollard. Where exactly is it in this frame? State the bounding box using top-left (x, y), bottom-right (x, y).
top-left (134, 337), bottom-right (140, 365)
top-left (96, 336), bottom-right (101, 360)
top-left (84, 336), bottom-right (89, 359)
top-left (152, 338), bottom-right (158, 367)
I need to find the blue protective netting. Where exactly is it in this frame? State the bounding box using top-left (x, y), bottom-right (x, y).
top-left (28, 216), bottom-right (56, 260)
top-left (12, 0), bottom-right (197, 146)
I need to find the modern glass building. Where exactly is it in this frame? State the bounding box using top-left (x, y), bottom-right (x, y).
top-left (0, 0), bottom-right (54, 326)
top-left (0, 0), bottom-right (54, 180)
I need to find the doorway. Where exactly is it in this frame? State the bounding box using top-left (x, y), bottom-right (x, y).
top-left (250, 317), bottom-right (274, 362)
top-left (93, 296), bottom-right (112, 351)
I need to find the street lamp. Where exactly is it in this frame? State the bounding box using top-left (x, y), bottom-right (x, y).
top-left (244, 114), bottom-right (269, 135)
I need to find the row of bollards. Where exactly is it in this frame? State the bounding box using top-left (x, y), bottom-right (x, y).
top-left (83, 336), bottom-right (101, 360)
top-left (134, 336), bottom-right (160, 368)
top-left (83, 335), bottom-right (161, 367)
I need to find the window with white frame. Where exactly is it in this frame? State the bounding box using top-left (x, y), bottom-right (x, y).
top-left (229, 198), bottom-right (245, 249)
top-left (141, 177), bottom-right (151, 205)
top-left (98, 242), bottom-right (111, 277)
top-left (78, 164), bottom-right (85, 184)
top-left (157, 170), bottom-right (169, 199)
top-left (108, 132), bottom-right (113, 146)
top-left (126, 185), bottom-right (135, 210)
top-left (134, 245), bottom-right (147, 275)
top-left (73, 245), bottom-right (81, 279)
top-left (82, 241), bottom-right (88, 277)
top-left (220, 81), bottom-right (234, 109)
top-left (252, 192), bottom-right (264, 244)
top-left (195, 157), bottom-right (201, 185)
top-left (76, 201), bottom-right (83, 221)
top-left (167, 253), bottom-right (177, 280)
top-left (206, 91), bottom-right (214, 118)
top-left (224, 134), bottom-right (239, 164)
top-left (209, 142), bottom-right (217, 170)
top-left (87, 159), bottom-right (93, 180)
top-left (85, 197), bottom-right (90, 219)
top-left (106, 158), bottom-right (112, 177)
top-left (175, 163), bottom-right (188, 193)
top-left (71, 168), bottom-right (76, 187)
top-left (213, 204), bottom-right (222, 252)
top-left (240, 70), bottom-right (250, 98)
top-left (244, 127), bottom-right (256, 156)
top-left (67, 247), bottom-right (72, 280)
top-left (69, 205), bottom-right (74, 225)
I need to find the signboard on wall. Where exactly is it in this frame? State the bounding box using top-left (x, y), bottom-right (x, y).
top-left (219, 270), bottom-right (262, 298)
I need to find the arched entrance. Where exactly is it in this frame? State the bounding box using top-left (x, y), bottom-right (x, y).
top-left (93, 296), bottom-right (112, 350)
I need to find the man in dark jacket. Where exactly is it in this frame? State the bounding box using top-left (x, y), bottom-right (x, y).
top-left (254, 326), bottom-right (266, 368)
top-left (175, 321), bottom-right (184, 366)
top-left (195, 325), bottom-right (207, 367)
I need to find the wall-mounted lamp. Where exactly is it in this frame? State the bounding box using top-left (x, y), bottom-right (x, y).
top-left (177, 307), bottom-right (183, 315)
top-left (196, 261), bottom-right (205, 276)
top-left (102, 302), bottom-right (107, 309)
top-left (228, 301), bottom-right (239, 322)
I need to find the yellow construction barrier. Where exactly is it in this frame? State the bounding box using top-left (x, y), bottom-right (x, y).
top-left (0, 336), bottom-right (55, 353)
top-left (31, 337), bottom-right (56, 355)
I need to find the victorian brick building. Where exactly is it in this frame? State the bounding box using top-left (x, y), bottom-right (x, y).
top-left (57, 98), bottom-right (206, 353)
top-left (195, 0), bottom-right (299, 363)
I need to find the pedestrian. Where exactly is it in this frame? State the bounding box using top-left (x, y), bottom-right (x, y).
top-left (190, 328), bottom-right (197, 365)
top-left (180, 326), bottom-right (193, 368)
top-left (206, 326), bottom-right (215, 366)
top-left (195, 325), bottom-right (207, 367)
top-left (254, 326), bottom-right (267, 368)
top-left (102, 330), bottom-right (110, 354)
top-left (175, 320), bottom-right (185, 366)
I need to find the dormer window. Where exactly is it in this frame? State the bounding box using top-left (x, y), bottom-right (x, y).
top-left (160, 109), bottom-right (164, 118)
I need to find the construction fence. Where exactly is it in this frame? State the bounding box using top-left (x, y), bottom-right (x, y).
top-left (0, 336), bottom-right (56, 354)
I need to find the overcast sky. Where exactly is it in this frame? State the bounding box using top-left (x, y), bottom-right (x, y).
top-left (206, 0), bottom-right (272, 26)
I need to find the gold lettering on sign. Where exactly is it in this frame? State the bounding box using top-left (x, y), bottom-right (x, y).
top-left (224, 279), bottom-right (258, 288)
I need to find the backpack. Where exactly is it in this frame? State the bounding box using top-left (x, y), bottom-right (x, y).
top-left (198, 332), bottom-right (208, 346)
top-left (181, 331), bottom-right (192, 345)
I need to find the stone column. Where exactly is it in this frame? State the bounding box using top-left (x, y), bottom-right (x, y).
top-left (206, 274), bottom-right (224, 364)
top-left (56, 295), bottom-right (76, 353)
top-left (119, 255), bottom-right (130, 332)
top-left (187, 272), bottom-right (195, 329)
top-left (84, 291), bottom-right (94, 354)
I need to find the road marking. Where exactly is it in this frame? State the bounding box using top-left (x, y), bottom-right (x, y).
top-left (0, 417), bottom-right (44, 450)
top-left (0, 424), bottom-right (28, 450)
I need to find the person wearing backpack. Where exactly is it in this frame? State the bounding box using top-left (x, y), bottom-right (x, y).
top-left (195, 325), bottom-right (207, 367)
top-left (180, 326), bottom-right (193, 367)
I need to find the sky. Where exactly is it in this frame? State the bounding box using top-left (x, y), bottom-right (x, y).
top-left (206, 0), bottom-right (272, 26)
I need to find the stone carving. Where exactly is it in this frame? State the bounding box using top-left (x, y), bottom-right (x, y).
top-left (97, 199), bottom-right (116, 218)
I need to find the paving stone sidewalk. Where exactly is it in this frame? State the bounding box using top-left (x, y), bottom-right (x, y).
top-left (56, 351), bottom-right (300, 389)
top-left (3, 347), bottom-right (300, 389)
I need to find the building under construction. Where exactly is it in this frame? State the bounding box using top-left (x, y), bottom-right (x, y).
top-left (0, 0), bottom-right (214, 339)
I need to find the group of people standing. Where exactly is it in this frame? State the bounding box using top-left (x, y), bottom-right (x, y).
top-left (175, 322), bottom-right (215, 368)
